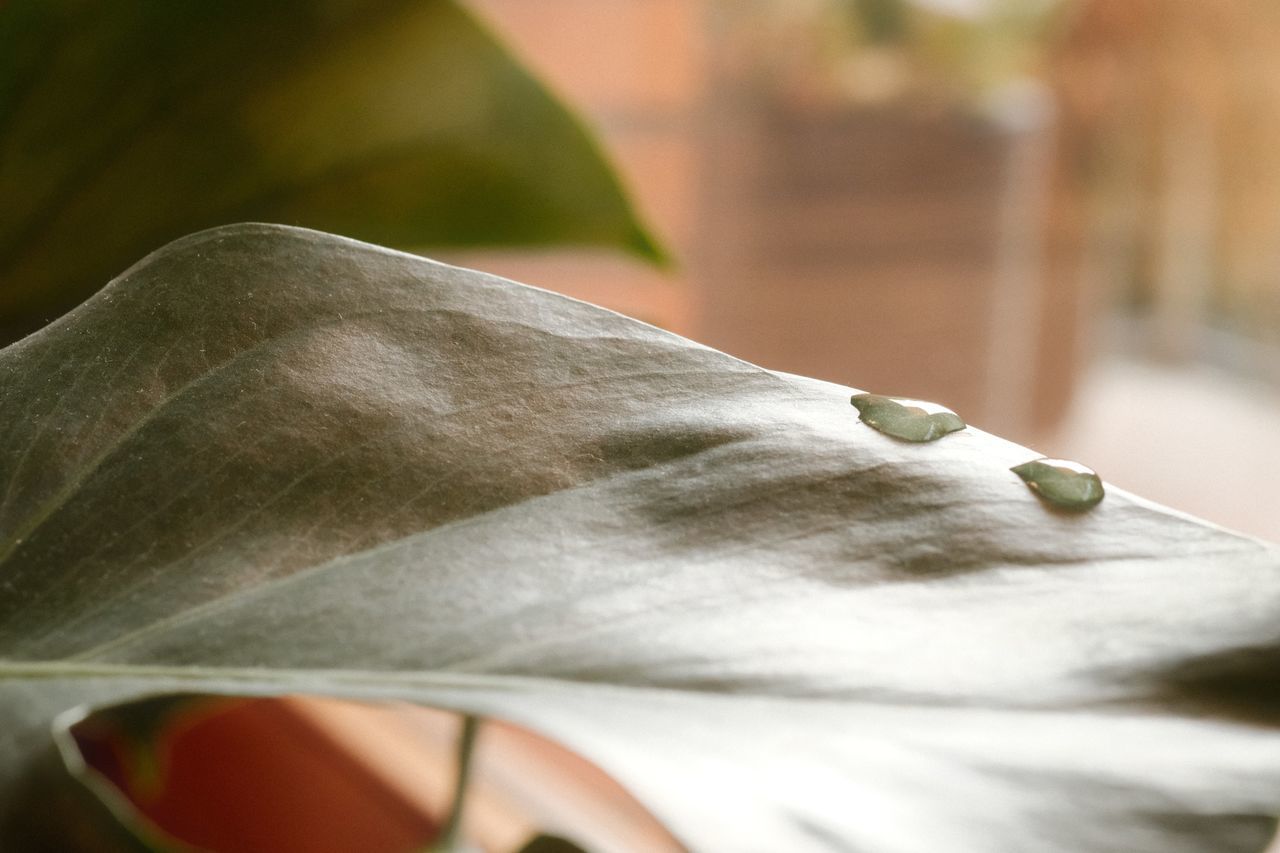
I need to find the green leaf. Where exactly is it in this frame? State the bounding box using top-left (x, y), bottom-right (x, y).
top-left (0, 0), bottom-right (663, 343)
top-left (516, 835), bottom-right (588, 853)
top-left (1, 224), bottom-right (1279, 852)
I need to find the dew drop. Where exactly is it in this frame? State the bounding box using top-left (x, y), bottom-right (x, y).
top-left (849, 393), bottom-right (966, 442)
top-left (1011, 458), bottom-right (1105, 511)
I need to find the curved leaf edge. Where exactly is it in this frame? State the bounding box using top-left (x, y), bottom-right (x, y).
top-left (2, 223), bottom-right (1279, 853)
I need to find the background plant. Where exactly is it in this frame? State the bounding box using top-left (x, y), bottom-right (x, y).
top-left (0, 0), bottom-right (662, 345)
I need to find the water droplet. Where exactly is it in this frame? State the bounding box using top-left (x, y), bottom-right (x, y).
top-left (850, 394), bottom-right (965, 442)
top-left (1011, 458), bottom-right (1104, 511)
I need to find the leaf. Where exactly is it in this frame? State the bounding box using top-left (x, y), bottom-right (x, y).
top-left (516, 835), bottom-right (588, 853)
top-left (0, 0), bottom-right (662, 343)
top-left (1, 223), bottom-right (1279, 852)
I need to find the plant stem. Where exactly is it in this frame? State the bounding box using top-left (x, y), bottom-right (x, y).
top-left (434, 713), bottom-right (481, 852)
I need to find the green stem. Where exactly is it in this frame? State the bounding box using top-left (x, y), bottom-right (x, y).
top-left (433, 714), bottom-right (481, 852)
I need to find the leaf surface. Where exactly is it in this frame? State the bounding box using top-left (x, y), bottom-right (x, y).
top-left (1, 224), bottom-right (1279, 851)
top-left (0, 0), bottom-right (660, 342)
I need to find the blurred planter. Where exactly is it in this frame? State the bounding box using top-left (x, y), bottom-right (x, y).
top-left (692, 86), bottom-right (1086, 440)
top-left (50, 696), bottom-right (680, 853)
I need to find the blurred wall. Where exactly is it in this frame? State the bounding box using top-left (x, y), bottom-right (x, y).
top-left (1052, 0), bottom-right (1280, 371)
top-left (461, 1), bottom-right (1091, 443)
top-left (453, 0), bottom-right (706, 333)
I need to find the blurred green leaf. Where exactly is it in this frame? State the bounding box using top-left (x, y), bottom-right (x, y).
top-left (0, 225), bottom-right (1278, 851)
top-left (0, 0), bottom-right (663, 343)
top-left (516, 835), bottom-right (588, 853)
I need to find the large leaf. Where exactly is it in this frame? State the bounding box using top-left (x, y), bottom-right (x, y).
top-left (0, 0), bottom-right (661, 342)
top-left (1, 223), bottom-right (1279, 851)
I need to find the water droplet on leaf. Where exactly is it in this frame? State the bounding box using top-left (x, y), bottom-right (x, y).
top-left (849, 394), bottom-right (965, 442)
top-left (1011, 458), bottom-right (1104, 511)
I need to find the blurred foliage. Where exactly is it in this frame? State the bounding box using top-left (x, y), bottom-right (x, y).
top-left (848, 0), bottom-right (911, 45)
top-left (726, 0), bottom-right (1063, 106)
top-left (0, 0), bottom-right (663, 345)
top-left (837, 0), bottom-right (1063, 101)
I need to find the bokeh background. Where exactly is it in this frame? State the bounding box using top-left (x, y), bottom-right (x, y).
top-left (8, 2), bottom-right (1280, 849)
top-left (452, 0), bottom-right (1280, 543)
